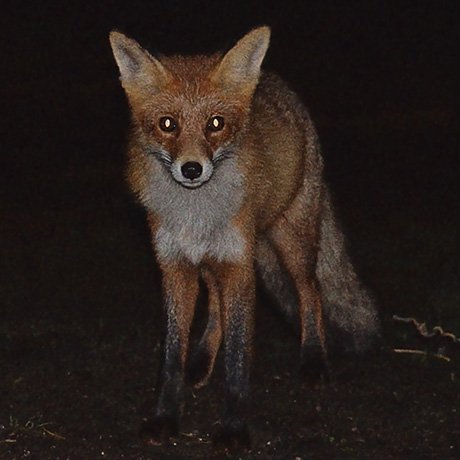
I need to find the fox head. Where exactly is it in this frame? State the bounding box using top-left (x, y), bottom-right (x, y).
top-left (109, 27), bottom-right (270, 189)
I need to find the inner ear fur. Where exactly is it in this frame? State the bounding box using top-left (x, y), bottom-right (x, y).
top-left (109, 30), bottom-right (172, 94)
top-left (211, 26), bottom-right (271, 100)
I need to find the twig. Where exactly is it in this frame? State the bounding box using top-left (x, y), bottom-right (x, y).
top-left (392, 348), bottom-right (451, 362)
top-left (41, 426), bottom-right (66, 441)
top-left (393, 315), bottom-right (459, 343)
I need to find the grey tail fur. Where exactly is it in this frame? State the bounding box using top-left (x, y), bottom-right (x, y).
top-left (316, 190), bottom-right (379, 352)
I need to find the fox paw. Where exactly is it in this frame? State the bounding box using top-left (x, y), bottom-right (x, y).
top-left (186, 348), bottom-right (212, 388)
top-left (139, 414), bottom-right (179, 446)
top-left (301, 348), bottom-right (330, 382)
top-left (213, 422), bottom-right (251, 453)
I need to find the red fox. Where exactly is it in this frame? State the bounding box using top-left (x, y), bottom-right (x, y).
top-left (109, 26), bottom-right (379, 449)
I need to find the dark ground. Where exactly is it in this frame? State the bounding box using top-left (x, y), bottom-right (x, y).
top-left (1, 1), bottom-right (460, 459)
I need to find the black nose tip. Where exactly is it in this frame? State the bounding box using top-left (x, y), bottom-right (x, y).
top-left (181, 161), bottom-right (203, 180)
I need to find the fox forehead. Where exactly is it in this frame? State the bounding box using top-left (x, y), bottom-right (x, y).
top-left (143, 54), bottom-right (224, 104)
top-left (134, 79), bottom-right (243, 129)
top-left (159, 53), bottom-right (223, 80)
top-left (141, 93), bottom-right (239, 120)
top-left (137, 55), bottom-right (248, 114)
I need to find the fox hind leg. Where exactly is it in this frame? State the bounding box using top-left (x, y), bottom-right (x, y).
top-left (187, 266), bottom-right (223, 387)
top-left (255, 236), bottom-right (299, 322)
top-left (268, 183), bottom-right (329, 379)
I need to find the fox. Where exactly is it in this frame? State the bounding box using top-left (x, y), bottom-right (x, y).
top-left (109, 26), bottom-right (379, 449)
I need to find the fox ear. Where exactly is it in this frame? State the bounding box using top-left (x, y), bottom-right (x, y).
top-left (109, 31), bottom-right (171, 94)
top-left (212, 26), bottom-right (270, 99)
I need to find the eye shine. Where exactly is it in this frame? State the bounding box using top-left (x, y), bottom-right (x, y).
top-left (159, 116), bottom-right (177, 132)
top-left (207, 116), bottom-right (225, 132)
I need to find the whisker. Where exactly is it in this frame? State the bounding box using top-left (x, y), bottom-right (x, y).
top-left (213, 149), bottom-right (234, 165)
top-left (147, 147), bottom-right (173, 166)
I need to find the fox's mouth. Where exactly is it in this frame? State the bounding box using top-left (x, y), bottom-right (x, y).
top-left (171, 160), bottom-right (214, 188)
top-left (179, 180), bottom-right (208, 189)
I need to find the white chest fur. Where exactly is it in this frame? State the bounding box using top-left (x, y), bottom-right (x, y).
top-left (155, 221), bottom-right (246, 265)
top-left (138, 157), bottom-right (246, 265)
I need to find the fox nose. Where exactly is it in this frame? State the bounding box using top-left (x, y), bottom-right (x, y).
top-left (181, 161), bottom-right (203, 180)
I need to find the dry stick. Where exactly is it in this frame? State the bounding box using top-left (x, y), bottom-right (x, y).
top-left (393, 348), bottom-right (451, 362)
top-left (392, 315), bottom-right (459, 362)
top-left (393, 315), bottom-right (459, 343)
top-left (41, 426), bottom-right (66, 441)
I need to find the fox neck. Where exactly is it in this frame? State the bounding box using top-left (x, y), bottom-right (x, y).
top-left (130, 149), bottom-right (247, 265)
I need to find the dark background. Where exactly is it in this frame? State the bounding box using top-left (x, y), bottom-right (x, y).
top-left (1, 1), bottom-right (459, 458)
top-left (3, 1), bottom-right (459, 177)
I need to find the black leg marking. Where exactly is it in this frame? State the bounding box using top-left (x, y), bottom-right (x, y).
top-left (141, 332), bottom-right (185, 445)
top-left (214, 388), bottom-right (251, 452)
top-left (301, 344), bottom-right (330, 382)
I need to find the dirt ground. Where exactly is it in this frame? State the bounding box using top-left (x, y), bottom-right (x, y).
top-left (1, 2), bottom-right (459, 459)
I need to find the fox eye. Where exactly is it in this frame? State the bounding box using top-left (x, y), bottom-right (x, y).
top-left (207, 116), bottom-right (225, 132)
top-left (159, 116), bottom-right (177, 132)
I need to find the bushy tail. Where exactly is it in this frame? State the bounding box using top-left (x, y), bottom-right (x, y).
top-left (316, 190), bottom-right (379, 352)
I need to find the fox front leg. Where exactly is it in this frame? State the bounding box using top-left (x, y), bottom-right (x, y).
top-left (140, 262), bottom-right (199, 445)
top-left (212, 263), bottom-right (255, 452)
